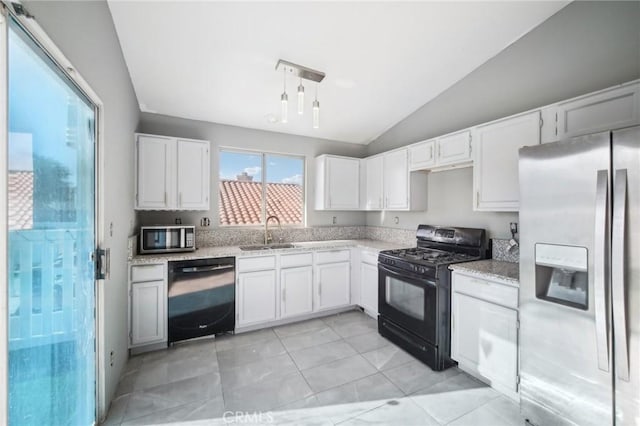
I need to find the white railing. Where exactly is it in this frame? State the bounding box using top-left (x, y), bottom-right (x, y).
top-left (8, 229), bottom-right (90, 350)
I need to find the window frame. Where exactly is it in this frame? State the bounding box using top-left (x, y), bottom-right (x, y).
top-left (218, 147), bottom-right (306, 228)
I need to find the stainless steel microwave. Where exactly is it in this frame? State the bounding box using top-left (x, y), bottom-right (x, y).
top-left (139, 225), bottom-right (196, 254)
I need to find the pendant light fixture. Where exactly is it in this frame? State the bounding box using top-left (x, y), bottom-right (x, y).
top-left (297, 78), bottom-right (305, 115)
top-left (275, 59), bottom-right (325, 128)
top-left (281, 68), bottom-right (288, 124)
top-left (313, 84), bottom-right (320, 129)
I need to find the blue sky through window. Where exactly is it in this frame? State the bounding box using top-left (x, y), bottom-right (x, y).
top-left (219, 151), bottom-right (303, 184)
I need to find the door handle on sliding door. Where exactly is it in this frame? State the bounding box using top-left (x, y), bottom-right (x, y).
top-left (594, 169), bottom-right (610, 372)
top-left (96, 248), bottom-right (110, 280)
top-left (612, 169), bottom-right (629, 381)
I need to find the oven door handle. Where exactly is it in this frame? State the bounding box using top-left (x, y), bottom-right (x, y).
top-left (378, 264), bottom-right (436, 285)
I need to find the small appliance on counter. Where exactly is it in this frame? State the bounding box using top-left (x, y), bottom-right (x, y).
top-left (139, 225), bottom-right (196, 254)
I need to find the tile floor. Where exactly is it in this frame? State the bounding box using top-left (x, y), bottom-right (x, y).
top-left (103, 310), bottom-right (521, 426)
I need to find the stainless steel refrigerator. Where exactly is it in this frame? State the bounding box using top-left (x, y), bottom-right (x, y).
top-left (519, 126), bottom-right (639, 426)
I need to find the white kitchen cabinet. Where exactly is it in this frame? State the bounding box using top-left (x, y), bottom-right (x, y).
top-left (280, 266), bottom-right (313, 318)
top-left (436, 130), bottom-right (472, 167)
top-left (136, 134), bottom-right (174, 209)
top-left (364, 155), bottom-right (384, 210)
top-left (473, 111), bottom-right (541, 211)
top-left (380, 149), bottom-right (428, 211)
top-left (129, 263), bottom-right (167, 348)
top-left (176, 139), bottom-right (210, 210)
top-left (408, 139), bottom-right (436, 170)
top-left (314, 250), bottom-right (351, 311)
top-left (237, 269), bottom-right (277, 326)
top-left (553, 83), bottom-right (640, 142)
top-left (315, 155), bottom-right (360, 210)
top-left (135, 133), bottom-right (210, 211)
top-left (451, 271), bottom-right (519, 401)
top-left (359, 260), bottom-right (378, 316)
top-left (383, 149), bottom-right (410, 210)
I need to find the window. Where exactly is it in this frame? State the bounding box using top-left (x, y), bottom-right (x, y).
top-left (219, 150), bottom-right (304, 226)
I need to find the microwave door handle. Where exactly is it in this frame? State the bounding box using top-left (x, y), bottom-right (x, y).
top-left (612, 169), bottom-right (630, 381)
top-left (594, 169), bottom-right (610, 372)
top-left (180, 229), bottom-right (185, 248)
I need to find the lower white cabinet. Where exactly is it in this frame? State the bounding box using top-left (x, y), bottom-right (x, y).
top-left (314, 261), bottom-right (351, 311)
top-left (129, 263), bottom-right (167, 348)
top-left (280, 266), bottom-right (313, 318)
top-left (451, 271), bottom-right (519, 401)
top-left (237, 269), bottom-right (277, 326)
top-left (359, 262), bottom-right (378, 315)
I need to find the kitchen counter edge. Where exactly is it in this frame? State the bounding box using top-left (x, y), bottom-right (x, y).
top-left (449, 259), bottom-right (520, 285)
top-left (129, 239), bottom-right (405, 265)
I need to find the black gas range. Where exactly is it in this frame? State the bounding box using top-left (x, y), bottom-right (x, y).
top-left (378, 225), bottom-right (488, 371)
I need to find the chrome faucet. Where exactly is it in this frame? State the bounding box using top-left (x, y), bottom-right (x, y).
top-left (265, 215), bottom-right (282, 244)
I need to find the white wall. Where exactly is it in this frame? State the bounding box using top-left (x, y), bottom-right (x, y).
top-left (137, 112), bottom-right (368, 228)
top-left (366, 1), bottom-right (640, 239)
top-left (24, 1), bottom-right (140, 419)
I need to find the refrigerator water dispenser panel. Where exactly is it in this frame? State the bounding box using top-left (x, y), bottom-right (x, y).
top-left (535, 243), bottom-right (588, 310)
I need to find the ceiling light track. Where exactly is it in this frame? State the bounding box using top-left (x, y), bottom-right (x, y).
top-left (275, 59), bottom-right (325, 83)
top-left (276, 59), bottom-right (325, 128)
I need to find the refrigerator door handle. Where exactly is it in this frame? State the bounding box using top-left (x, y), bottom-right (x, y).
top-left (594, 169), bottom-right (610, 372)
top-left (612, 168), bottom-right (630, 381)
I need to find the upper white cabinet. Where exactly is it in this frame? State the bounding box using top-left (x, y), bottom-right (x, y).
top-left (408, 139), bottom-right (436, 170)
top-left (135, 133), bottom-right (210, 211)
top-left (364, 155), bottom-right (384, 210)
top-left (136, 135), bottom-right (174, 209)
top-left (315, 155), bottom-right (360, 210)
top-left (176, 139), bottom-right (210, 210)
top-left (542, 82), bottom-right (640, 143)
top-left (383, 149), bottom-right (410, 210)
top-left (436, 130), bottom-right (473, 167)
top-left (407, 131), bottom-right (473, 172)
top-left (362, 149), bottom-right (427, 211)
top-left (473, 111), bottom-right (541, 211)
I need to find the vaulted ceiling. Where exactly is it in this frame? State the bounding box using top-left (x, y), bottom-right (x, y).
top-left (108, 1), bottom-right (568, 144)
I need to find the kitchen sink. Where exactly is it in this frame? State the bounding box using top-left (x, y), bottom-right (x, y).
top-left (239, 243), bottom-right (296, 251)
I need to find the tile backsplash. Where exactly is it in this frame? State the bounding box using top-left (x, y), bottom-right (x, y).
top-left (492, 238), bottom-right (519, 263)
top-left (194, 225), bottom-right (417, 248)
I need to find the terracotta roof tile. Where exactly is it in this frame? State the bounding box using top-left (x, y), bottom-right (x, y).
top-left (8, 171), bottom-right (33, 230)
top-left (219, 180), bottom-right (302, 225)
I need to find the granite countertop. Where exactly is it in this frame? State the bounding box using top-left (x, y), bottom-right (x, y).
top-left (130, 239), bottom-right (406, 264)
top-left (449, 259), bottom-right (519, 285)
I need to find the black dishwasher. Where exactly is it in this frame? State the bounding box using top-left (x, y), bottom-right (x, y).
top-left (168, 257), bottom-right (235, 344)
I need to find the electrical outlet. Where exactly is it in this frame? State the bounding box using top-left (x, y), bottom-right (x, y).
top-left (332, 216), bottom-right (337, 225)
top-left (201, 217), bottom-right (211, 227)
top-left (110, 350), bottom-right (114, 367)
top-left (175, 217), bottom-right (182, 225)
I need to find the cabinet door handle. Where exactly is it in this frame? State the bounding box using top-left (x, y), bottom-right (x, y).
top-left (164, 192), bottom-right (167, 205)
top-left (282, 288), bottom-right (286, 303)
top-left (429, 145), bottom-right (433, 160)
top-left (319, 282), bottom-right (322, 297)
top-left (179, 192), bottom-right (182, 207)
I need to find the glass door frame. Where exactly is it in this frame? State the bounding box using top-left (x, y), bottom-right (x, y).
top-left (0, 3), bottom-right (106, 423)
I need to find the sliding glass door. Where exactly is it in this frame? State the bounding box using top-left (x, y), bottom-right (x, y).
top-left (7, 16), bottom-right (96, 425)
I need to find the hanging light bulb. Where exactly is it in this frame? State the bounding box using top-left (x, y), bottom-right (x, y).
top-left (281, 68), bottom-right (288, 123)
top-left (312, 84), bottom-right (320, 129)
top-left (297, 78), bottom-right (305, 115)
